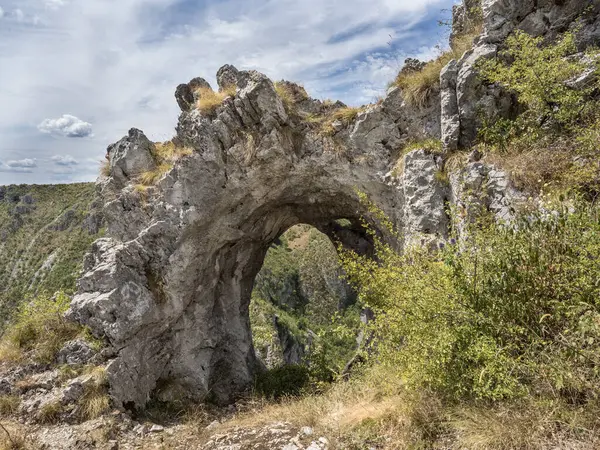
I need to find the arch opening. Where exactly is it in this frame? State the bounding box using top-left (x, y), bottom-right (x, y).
top-left (249, 223), bottom-right (363, 383)
top-left (152, 197), bottom-right (384, 407)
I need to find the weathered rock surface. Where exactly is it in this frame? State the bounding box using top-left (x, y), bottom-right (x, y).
top-left (69, 67), bottom-right (415, 409)
top-left (66, 64), bottom-right (517, 409)
top-left (67, 0), bottom-right (598, 411)
top-left (401, 149), bottom-right (449, 247)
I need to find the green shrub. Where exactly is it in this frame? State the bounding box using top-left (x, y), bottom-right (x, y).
top-left (476, 30), bottom-right (600, 197)
top-left (0, 291), bottom-right (80, 364)
top-left (342, 202), bottom-right (600, 402)
top-left (479, 30), bottom-right (600, 145)
top-left (255, 364), bottom-right (311, 399)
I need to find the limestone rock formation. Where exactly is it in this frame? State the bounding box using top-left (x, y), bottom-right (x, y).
top-left (67, 0), bottom-right (599, 410)
top-left (69, 68), bottom-right (416, 409)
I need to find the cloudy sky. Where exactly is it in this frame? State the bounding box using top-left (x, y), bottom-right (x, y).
top-left (0, 0), bottom-right (455, 184)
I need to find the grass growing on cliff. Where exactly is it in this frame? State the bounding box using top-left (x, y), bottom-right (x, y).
top-left (320, 106), bottom-right (364, 135)
top-left (274, 81), bottom-right (309, 113)
top-left (393, 30), bottom-right (480, 108)
top-left (138, 141), bottom-right (193, 187)
top-left (78, 367), bottom-right (110, 420)
top-left (195, 86), bottom-right (237, 116)
top-left (391, 139), bottom-right (443, 177)
top-left (100, 159), bottom-right (110, 177)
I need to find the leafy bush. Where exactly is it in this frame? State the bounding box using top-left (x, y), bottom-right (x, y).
top-left (477, 31), bottom-right (600, 197)
top-left (479, 31), bottom-right (598, 139)
top-left (342, 203), bottom-right (600, 402)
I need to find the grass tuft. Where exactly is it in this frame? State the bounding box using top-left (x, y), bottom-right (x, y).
top-left (274, 81), bottom-right (309, 112)
top-left (137, 141), bottom-right (193, 186)
top-left (320, 106), bottom-right (364, 135)
top-left (37, 401), bottom-right (63, 424)
top-left (391, 139), bottom-right (444, 177)
top-left (274, 82), bottom-right (295, 110)
top-left (78, 367), bottom-right (110, 421)
top-left (100, 159), bottom-right (110, 177)
top-left (196, 86), bottom-right (236, 116)
top-left (394, 30), bottom-right (481, 108)
top-left (0, 397), bottom-right (19, 418)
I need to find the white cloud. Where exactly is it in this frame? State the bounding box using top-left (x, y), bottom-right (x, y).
top-left (7, 159), bottom-right (37, 168)
top-left (44, 0), bottom-right (67, 9)
top-left (0, 159), bottom-right (37, 173)
top-left (0, 7), bottom-right (4, 19)
top-left (0, 0), bottom-right (453, 184)
top-left (51, 154), bottom-right (78, 166)
top-left (38, 115), bottom-right (93, 138)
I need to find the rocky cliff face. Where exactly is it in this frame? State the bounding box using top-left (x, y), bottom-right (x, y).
top-left (67, 0), bottom-right (600, 410)
top-left (441, 0), bottom-right (600, 150)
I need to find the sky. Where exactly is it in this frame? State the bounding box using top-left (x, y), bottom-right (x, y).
top-left (0, 0), bottom-right (456, 185)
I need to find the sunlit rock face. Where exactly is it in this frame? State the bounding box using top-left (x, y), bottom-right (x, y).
top-left (69, 0), bottom-right (600, 406)
top-left (68, 67), bottom-right (432, 409)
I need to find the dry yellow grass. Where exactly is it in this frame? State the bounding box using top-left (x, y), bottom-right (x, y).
top-left (78, 367), bottom-right (110, 421)
top-left (0, 422), bottom-right (27, 450)
top-left (274, 82), bottom-right (295, 110)
top-left (451, 399), bottom-right (600, 450)
top-left (199, 364), bottom-right (600, 449)
top-left (137, 141), bottom-right (193, 186)
top-left (204, 366), bottom-right (447, 449)
top-left (320, 106), bottom-right (364, 135)
top-left (139, 163), bottom-right (173, 186)
top-left (274, 81), bottom-right (309, 112)
top-left (483, 136), bottom-right (600, 196)
top-left (394, 30), bottom-right (481, 108)
top-left (0, 398), bottom-right (19, 418)
top-left (0, 343), bottom-right (22, 366)
top-left (100, 159), bottom-right (111, 177)
top-left (36, 401), bottom-right (62, 424)
top-left (196, 86), bottom-right (236, 116)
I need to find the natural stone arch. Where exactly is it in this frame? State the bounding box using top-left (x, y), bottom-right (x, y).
top-left (68, 67), bottom-right (452, 410)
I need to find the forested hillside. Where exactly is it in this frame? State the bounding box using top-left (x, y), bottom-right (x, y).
top-left (0, 184), bottom-right (101, 328)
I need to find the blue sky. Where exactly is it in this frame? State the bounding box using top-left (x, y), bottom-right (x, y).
top-left (0, 0), bottom-right (455, 184)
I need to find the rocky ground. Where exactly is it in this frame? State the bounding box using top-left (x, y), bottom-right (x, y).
top-left (0, 342), bottom-right (332, 450)
top-left (3, 409), bottom-right (332, 449)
